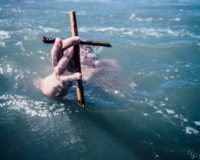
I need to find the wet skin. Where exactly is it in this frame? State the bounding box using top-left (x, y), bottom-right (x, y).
top-left (34, 36), bottom-right (119, 98)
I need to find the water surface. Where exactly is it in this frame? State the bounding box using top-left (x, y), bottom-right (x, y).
top-left (0, 0), bottom-right (200, 159)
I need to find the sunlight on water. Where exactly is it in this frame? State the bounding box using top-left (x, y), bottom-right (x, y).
top-left (0, 0), bottom-right (200, 159)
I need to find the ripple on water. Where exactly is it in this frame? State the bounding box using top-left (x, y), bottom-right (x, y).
top-left (0, 30), bottom-right (11, 47)
top-left (79, 26), bottom-right (200, 40)
top-left (185, 126), bottom-right (199, 135)
top-left (15, 41), bottom-right (25, 51)
top-left (38, 26), bottom-right (60, 33)
top-left (0, 94), bottom-right (68, 117)
top-left (194, 121), bottom-right (200, 126)
top-left (166, 109), bottom-right (175, 114)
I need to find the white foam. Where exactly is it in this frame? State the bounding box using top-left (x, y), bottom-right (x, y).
top-left (185, 127), bottom-right (199, 135)
top-left (39, 26), bottom-right (59, 33)
top-left (0, 30), bottom-right (11, 47)
top-left (0, 94), bottom-right (66, 117)
top-left (174, 114), bottom-right (188, 122)
top-left (166, 109), bottom-right (175, 114)
top-left (14, 71), bottom-right (24, 81)
top-left (194, 121), bottom-right (200, 126)
top-left (172, 17), bottom-right (181, 21)
top-left (136, 17), bottom-right (144, 22)
top-left (156, 110), bottom-right (163, 114)
top-left (6, 64), bottom-right (13, 74)
top-left (15, 41), bottom-right (25, 51)
top-left (0, 67), bottom-right (3, 74)
top-left (40, 56), bottom-right (45, 60)
top-left (114, 90), bottom-right (119, 94)
top-left (148, 99), bottom-right (154, 106)
top-left (128, 14), bottom-right (153, 22)
top-left (186, 32), bottom-right (200, 39)
top-left (0, 30), bottom-right (11, 40)
top-left (129, 82), bottom-right (137, 90)
top-left (0, 42), bottom-right (5, 47)
top-left (79, 26), bottom-right (189, 38)
top-left (160, 101), bottom-right (166, 107)
top-left (153, 106), bottom-right (158, 110)
top-left (145, 17), bottom-right (153, 22)
top-left (11, 8), bottom-right (25, 13)
top-left (128, 13), bottom-right (136, 20)
top-left (139, 28), bottom-right (161, 38)
top-left (64, 135), bottom-right (82, 146)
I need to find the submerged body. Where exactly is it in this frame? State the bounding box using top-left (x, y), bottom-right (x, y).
top-left (34, 36), bottom-right (119, 98)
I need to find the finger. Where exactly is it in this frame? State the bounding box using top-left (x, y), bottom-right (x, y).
top-left (51, 38), bottom-right (62, 67)
top-left (55, 57), bottom-right (69, 75)
top-left (55, 48), bottom-right (74, 75)
top-left (60, 72), bottom-right (82, 82)
top-left (62, 36), bottom-right (80, 50)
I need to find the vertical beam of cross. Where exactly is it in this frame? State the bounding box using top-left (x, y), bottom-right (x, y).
top-left (69, 11), bottom-right (85, 108)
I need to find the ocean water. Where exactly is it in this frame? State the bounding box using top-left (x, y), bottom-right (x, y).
top-left (0, 0), bottom-right (200, 159)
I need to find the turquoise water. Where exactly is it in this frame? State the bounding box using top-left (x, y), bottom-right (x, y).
top-left (1, 0), bottom-right (200, 159)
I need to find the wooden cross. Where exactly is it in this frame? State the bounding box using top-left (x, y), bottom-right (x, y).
top-left (43, 10), bottom-right (112, 108)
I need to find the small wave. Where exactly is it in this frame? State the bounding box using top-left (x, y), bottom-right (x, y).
top-left (0, 30), bottom-right (11, 40)
top-left (0, 94), bottom-right (66, 117)
top-left (0, 42), bottom-right (6, 48)
top-left (194, 121), bottom-right (200, 126)
top-left (128, 13), bottom-right (136, 20)
top-left (0, 61), bottom-right (37, 92)
top-left (79, 26), bottom-right (195, 39)
top-left (64, 135), bottom-right (82, 146)
top-left (0, 61), bottom-right (18, 76)
top-left (174, 114), bottom-right (188, 122)
top-left (166, 109), bottom-right (175, 114)
top-left (156, 110), bottom-right (163, 114)
top-left (38, 26), bottom-right (59, 33)
top-left (171, 17), bottom-right (181, 22)
top-left (160, 80), bottom-right (197, 89)
top-left (135, 17), bottom-right (153, 22)
top-left (128, 13), bottom-right (153, 22)
top-left (129, 82), bottom-right (137, 90)
top-left (11, 8), bottom-right (26, 13)
top-left (185, 126), bottom-right (199, 135)
top-left (0, 19), bottom-right (11, 25)
top-left (0, 30), bottom-right (11, 47)
top-left (186, 32), bottom-right (200, 39)
top-left (15, 41), bottom-right (25, 51)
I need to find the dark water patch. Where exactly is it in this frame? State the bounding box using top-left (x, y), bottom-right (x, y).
top-left (0, 75), bottom-right (10, 95)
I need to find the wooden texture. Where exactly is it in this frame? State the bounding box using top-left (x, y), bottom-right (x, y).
top-left (80, 39), bottom-right (112, 47)
top-left (43, 36), bottom-right (112, 47)
top-left (70, 11), bottom-right (85, 107)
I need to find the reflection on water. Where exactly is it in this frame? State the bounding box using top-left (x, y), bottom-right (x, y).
top-left (0, 0), bottom-right (200, 159)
